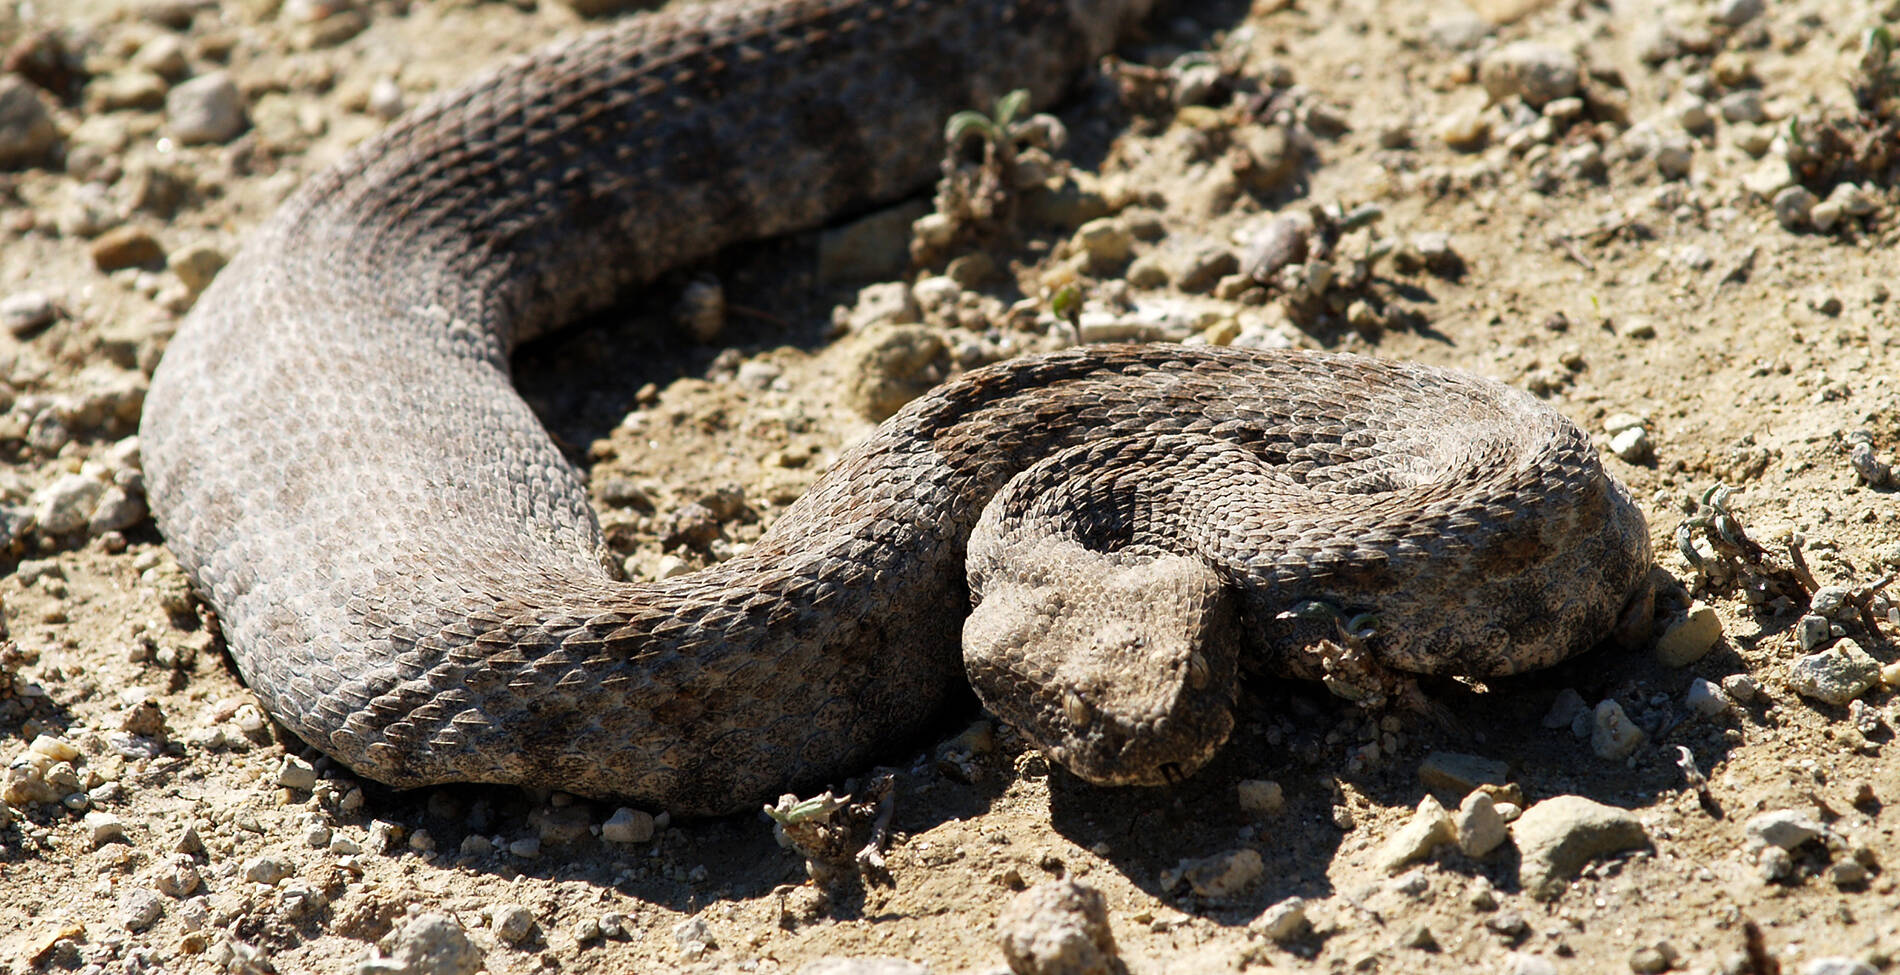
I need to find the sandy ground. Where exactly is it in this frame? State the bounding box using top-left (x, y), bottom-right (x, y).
top-left (3, 0), bottom-right (1900, 972)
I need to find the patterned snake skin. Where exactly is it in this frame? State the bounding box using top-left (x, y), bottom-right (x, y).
top-left (139, 0), bottom-right (1652, 815)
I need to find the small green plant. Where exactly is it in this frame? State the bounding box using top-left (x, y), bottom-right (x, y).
top-left (944, 88), bottom-right (1032, 150)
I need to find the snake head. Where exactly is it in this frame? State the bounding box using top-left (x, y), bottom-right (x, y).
top-left (963, 542), bottom-right (1240, 788)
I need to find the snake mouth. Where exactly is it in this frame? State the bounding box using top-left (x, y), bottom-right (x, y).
top-left (1158, 762), bottom-right (1186, 786)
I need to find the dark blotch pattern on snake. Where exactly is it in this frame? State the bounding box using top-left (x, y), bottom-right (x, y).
top-left (139, 0), bottom-right (1651, 815)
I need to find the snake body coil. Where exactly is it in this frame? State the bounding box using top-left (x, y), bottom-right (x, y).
top-left (140, 0), bottom-right (1650, 815)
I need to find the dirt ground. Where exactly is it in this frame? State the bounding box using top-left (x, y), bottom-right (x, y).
top-left (4, 0), bottom-right (1900, 971)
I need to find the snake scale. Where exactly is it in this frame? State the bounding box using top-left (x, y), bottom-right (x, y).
top-left (139, 0), bottom-right (1653, 815)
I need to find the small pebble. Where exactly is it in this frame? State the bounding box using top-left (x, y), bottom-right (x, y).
top-left (1591, 699), bottom-right (1644, 760)
top-left (1773, 186), bottom-right (1817, 231)
top-left (1654, 603), bottom-right (1720, 666)
top-left (89, 228), bottom-right (165, 273)
top-left (1, 291), bottom-right (56, 335)
top-left (1236, 779), bottom-right (1284, 817)
top-left (1609, 427), bottom-right (1652, 464)
top-left (1684, 678), bottom-right (1732, 717)
top-left (1376, 796), bottom-right (1454, 874)
top-left (1418, 751), bottom-right (1509, 795)
top-left (1789, 639), bottom-right (1880, 706)
top-left (1250, 897), bottom-right (1310, 943)
top-left (367, 913), bottom-right (483, 975)
top-left (1796, 614), bottom-right (1833, 651)
top-left (0, 76), bottom-right (59, 167)
top-left (166, 72), bottom-right (247, 145)
top-left (1721, 673), bottom-right (1761, 703)
top-left (1478, 42), bottom-right (1580, 107)
top-left (996, 879), bottom-right (1120, 975)
top-left (1745, 809), bottom-right (1826, 851)
top-left (1513, 795), bottom-right (1651, 900)
top-left (243, 857), bottom-right (291, 886)
top-left (490, 904), bottom-right (535, 945)
top-left (1171, 848), bottom-right (1265, 898)
top-left (1455, 791), bottom-right (1508, 858)
top-left (602, 807), bottom-right (655, 844)
top-left (118, 888), bottom-right (164, 932)
top-left (86, 811), bottom-right (126, 848)
top-left (277, 755), bottom-right (318, 791)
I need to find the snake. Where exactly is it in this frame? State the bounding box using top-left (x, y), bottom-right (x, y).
top-left (138, 0), bottom-right (1654, 816)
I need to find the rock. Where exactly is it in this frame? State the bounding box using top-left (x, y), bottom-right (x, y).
top-left (243, 856), bottom-right (291, 886)
top-left (368, 78), bottom-right (405, 119)
top-left (1773, 186), bottom-right (1817, 231)
top-left (1455, 791), bottom-right (1508, 857)
top-left (363, 913), bottom-right (484, 975)
top-left (1377, 796), bottom-right (1454, 873)
top-left (530, 805), bottom-right (591, 846)
top-left (489, 904), bottom-right (535, 945)
top-left (1, 291), bottom-right (57, 335)
top-left (1242, 212), bottom-right (1311, 283)
top-left (1608, 426), bottom-right (1651, 464)
top-left (155, 854), bottom-right (201, 897)
top-left (86, 811), bottom-right (127, 847)
top-left (847, 324), bottom-right (945, 422)
top-left (1173, 848), bottom-right (1264, 898)
top-left (1685, 678), bottom-right (1732, 717)
top-left (1722, 674), bottom-right (1761, 703)
top-left (1513, 795), bottom-right (1651, 900)
top-left (0, 76), bottom-right (58, 168)
top-left (90, 227), bottom-right (166, 272)
top-left (1074, 217), bottom-right (1134, 272)
top-left (168, 244), bottom-right (228, 295)
top-left (133, 34), bottom-right (190, 79)
top-left (1654, 603), bottom-right (1721, 666)
top-left (1809, 585), bottom-right (1851, 618)
top-left (1654, 136), bottom-right (1693, 180)
top-left (1236, 779), bottom-right (1285, 817)
top-left (1172, 243), bottom-right (1239, 294)
top-left (1250, 897), bottom-right (1310, 943)
top-left (602, 807), bottom-right (655, 844)
top-left (1232, 124), bottom-right (1297, 192)
top-left (1427, 11), bottom-right (1490, 50)
top-left (1478, 42), bottom-right (1580, 107)
top-left (1745, 810), bottom-right (1826, 850)
top-left (166, 72), bottom-right (247, 145)
top-left (1418, 751), bottom-right (1509, 795)
top-left (276, 754), bottom-right (319, 791)
top-left (88, 486), bottom-right (146, 535)
top-left (1437, 100), bottom-right (1490, 150)
top-left (1789, 639), bottom-right (1880, 706)
top-left (1795, 614), bottom-right (1832, 650)
top-left (118, 888), bottom-right (163, 932)
top-left (996, 879), bottom-right (1120, 975)
top-left (32, 474), bottom-right (106, 535)
top-left (1591, 700), bottom-right (1644, 760)
top-left (1719, 90), bottom-right (1766, 124)
top-left (1716, 0), bottom-right (1763, 26)
top-left (817, 199), bottom-right (929, 284)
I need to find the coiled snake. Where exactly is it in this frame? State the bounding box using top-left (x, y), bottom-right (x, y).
top-left (139, 0), bottom-right (1652, 815)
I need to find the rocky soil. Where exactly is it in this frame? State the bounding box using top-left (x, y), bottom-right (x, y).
top-left (3, 0), bottom-right (1900, 972)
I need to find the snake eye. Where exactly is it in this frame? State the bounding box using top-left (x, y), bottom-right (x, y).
top-left (1063, 689), bottom-right (1092, 728)
top-left (1186, 652), bottom-right (1210, 690)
